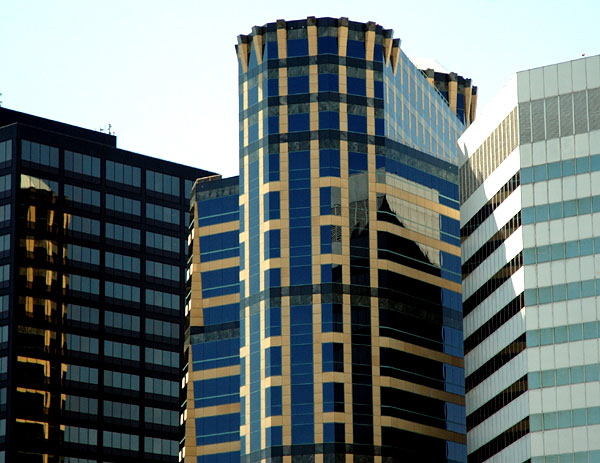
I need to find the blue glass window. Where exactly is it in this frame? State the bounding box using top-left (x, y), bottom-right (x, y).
top-left (288, 113), bottom-right (310, 132)
top-left (348, 114), bottom-right (367, 133)
top-left (287, 39), bottom-right (308, 57)
top-left (266, 346), bottom-right (282, 376)
top-left (318, 36), bottom-right (337, 54)
top-left (288, 76), bottom-right (309, 94)
top-left (347, 77), bottom-right (366, 96)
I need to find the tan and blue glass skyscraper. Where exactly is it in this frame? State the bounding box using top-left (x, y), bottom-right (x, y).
top-left (187, 16), bottom-right (473, 463)
top-left (233, 17), bottom-right (469, 462)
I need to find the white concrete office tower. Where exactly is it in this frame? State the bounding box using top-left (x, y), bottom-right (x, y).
top-left (459, 55), bottom-right (600, 463)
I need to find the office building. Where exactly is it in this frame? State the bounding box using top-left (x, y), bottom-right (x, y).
top-left (0, 107), bottom-right (213, 462)
top-left (459, 55), bottom-right (600, 462)
top-left (187, 16), bottom-right (474, 463)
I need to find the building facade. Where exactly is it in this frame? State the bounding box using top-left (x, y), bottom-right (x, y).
top-left (0, 107), bottom-right (213, 462)
top-left (459, 55), bottom-right (600, 462)
top-left (212, 16), bottom-right (471, 463)
top-left (186, 175), bottom-right (241, 463)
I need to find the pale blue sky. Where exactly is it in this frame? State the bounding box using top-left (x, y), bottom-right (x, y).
top-left (1, 0), bottom-right (597, 177)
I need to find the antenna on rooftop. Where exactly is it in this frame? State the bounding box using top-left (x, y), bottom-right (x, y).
top-left (0, 93), bottom-right (3, 107)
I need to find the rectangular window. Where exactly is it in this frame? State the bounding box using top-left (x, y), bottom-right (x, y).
top-left (65, 364), bottom-right (99, 384)
top-left (144, 407), bottom-right (178, 426)
top-left (0, 175), bottom-right (10, 194)
top-left (103, 431), bottom-right (139, 451)
top-left (145, 289), bottom-right (179, 311)
top-left (66, 304), bottom-right (99, 326)
top-left (105, 311), bottom-right (140, 332)
top-left (146, 170), bottom-right (180, 196)
top-left (146, 203), bottom-right (179, 225)
top-left (146, 231), bottom-right (179, 253)
top-left (104, 400), bottom-right (139, 421)
top-left (145, 377), bottom-right (178, 397)
top-left (65, 395), bottom-right (98, 415)
top-left (145, 347), bottom-right (178, 368)
top-left (66, 334), bottom-right (99, 355)
top-left (105, 281), bottom-right (140, 303)
top-left (64, 426), bottom-right (97, 446)
top-left (0, 140), bottom-right (12, 164)
top-left (64, 151), bottom-right (100, 178)
top-left (67, 215), bottom-right (100, 237)
top-left (105, 340), bottom-right (140, 362)
top-left (21, 174), bottom-right (58, 193)
top-left (106, 160), bottom-right (141, 187)
top-left (104, 370), bottom-right (139, 391)
top-left (68, 274), bottom-right (100, 296)
top-left (106, 222), bottom-right (141, 245)
top-left (66, 244), bottom-right (100, 266)
top-left (21, 140), bottom-right (58, 167)
top-left (143, 437), bottom-right (178, 456)
top-left (146, 260), bottom-right (179, 282)
top-left (145, 318), bottom-right (179, 339)
top-left (106, 194), bottom-right (140, 216)
top-left (65, 185), bottom-right (100, 207)
top-left (105, 251), bottom-right (140, 274)
top-left (0, 205), bottom-right (9, 227)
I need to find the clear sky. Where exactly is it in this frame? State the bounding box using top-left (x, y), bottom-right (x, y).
top-left (1, 0), bottom-right (597, 177)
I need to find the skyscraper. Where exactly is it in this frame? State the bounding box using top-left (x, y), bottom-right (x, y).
top-left (0, 107), bottom-right (213, 462)
top-left (459, 55), bottom-right (600, 463)
top-left (186, 16), bottom-right (474, 463)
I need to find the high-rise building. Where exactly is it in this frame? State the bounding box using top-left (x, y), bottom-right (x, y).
top-left (0, 107), bottom-right (213, 463)
top-left (186, 175), bottom-right (241, 463)
top-left (186, 16), bottom-right (474, 463)
top-left (459, 55), bottom-right (600, 463)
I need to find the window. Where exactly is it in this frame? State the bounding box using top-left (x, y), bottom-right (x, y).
top-left (144, 437), bottom-right (178, 456)
top-left (0, 140), bottom-right (12, 164)
top-left (146, 260), bottom-right (179, 282)
top-left (66, 304), bottom-right (99, 326)
top-left (146, 203), bottom-right (179, 225)
top-left (64, 185), bottom-right (100, 207)
top-left (21, 174), bottom-right (57, 193)
top-left (65, 365), bottom-right (98, 384)
top-left (65, 395), bottom-right (98, 415)
top-left (145, 289), bottom-right (179, 311)
top-left (145, 377), bottom-right (178, 397)
top-left (145, 347), bottom-right (178, 368)
top-left (105, 251), bottom-right (140, 274)
top-left (68, 274), bottom-right (100, 296)
top-left (106, 223), bottom-right (141, 245)
top-left (106, 160), bottom-right (141, 187)
top-left (105, 282), bottom-right (140, 303)
top-left (106, 194), bottom-right (140, 216)
top-left (64, 151), bottom-right (100, 178)
top-left (67, 215), bottom-right (100, 237)
top-left (104, 370), bottom-right (139, 391)
top-left (145, 318), bottom-right (179, 339)
top-left (66, 244), bottom-right (100, 266)
top-left (66, 334), bottom-right (99, 355)
top-left (21, 140), bottom-right (58, 167)
top-left (104, 400), bottom-right (139, 421)
top-left (103, 431), bottom-right (139, 451)
top-left (105, 311), bottom-right (140, 332)
top-left (144, 407), bottom-right (178, 426)
top-left (146, 231), bottom-right (179, 253)
top-left (105, 340), bottom-right (140, 362)
top-left (64, 426), bottom-right (97, 446)
top-left (146, 171), bottom-right (179, 196)
top-left (0, 175), bottom-right (10, 194)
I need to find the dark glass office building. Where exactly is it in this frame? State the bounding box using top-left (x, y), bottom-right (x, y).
top-left (187, 16), bottom-right (471, 463)
top-left (0, 107), bottom-right (213, 462)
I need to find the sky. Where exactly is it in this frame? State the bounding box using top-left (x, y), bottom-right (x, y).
top-left (1, 0), bottom-right (598, 178)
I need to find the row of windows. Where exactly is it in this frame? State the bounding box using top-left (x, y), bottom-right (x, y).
top-left (65, 151), bottom-right (101, 178)
top-left (524, 278), bottom-right (600, 306)
top-left (21, 174), bottom-right (58, 193)
top-left (67, 244), bottom-right (100, 266)
top-left (524, 236), bottom-right (600, 265)
top-left (146, 260), bottom-right (179, 282)
top-left (106, 251), bottom-right (140, 274)
top-left (22, 140), bottom-right (59, 167)
top-left (146, 347), bottom-right (178, 368)
top-left (62, 427), bottom-right (176, 455)
top-left (530, 405), bottom-right (600, 431)
top-left (522, 153), bottom-right (600, 185)
top-left (527, 320), bottom-right (600, 347)
top-left (66, 334), bottom-right (99, 354)
top-left (531, 450), bottom-right (600, 463)
top-left (105, 311), bottom-right (140, 332)
top-left (523, 195), bottom-right (600, 225)
top-left (529, 364), bottom-right (600, 389)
